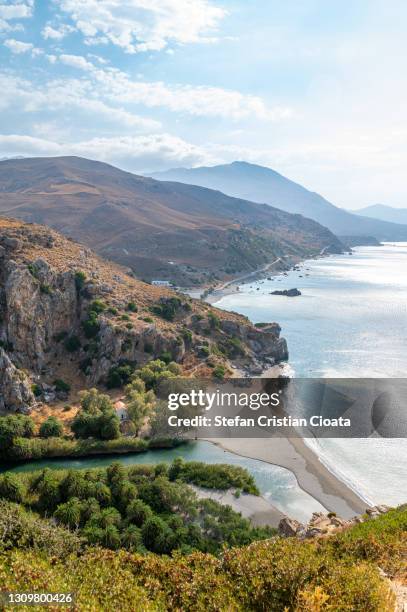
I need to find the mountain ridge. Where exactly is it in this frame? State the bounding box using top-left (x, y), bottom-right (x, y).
top-left (355, 203), bottom-right (407, 225)
top-left (151, 161), bottom-right (407, 241)
top-left (0, 156), bottom-right (344, 287)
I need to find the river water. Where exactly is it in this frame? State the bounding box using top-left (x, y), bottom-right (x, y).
top-left (214, 244), bottom-right (407, 505)
top-left (3, 440), bottom-right (324, 523)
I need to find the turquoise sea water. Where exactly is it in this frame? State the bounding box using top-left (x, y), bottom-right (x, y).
top-left (214, 244), bottom-right (407, 505)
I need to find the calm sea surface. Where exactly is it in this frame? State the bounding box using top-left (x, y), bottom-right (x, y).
top-left (214, 244), bottom-right (407, 505)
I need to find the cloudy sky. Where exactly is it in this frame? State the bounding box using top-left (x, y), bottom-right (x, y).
top-left (1, 0), bottom-right (406, 209)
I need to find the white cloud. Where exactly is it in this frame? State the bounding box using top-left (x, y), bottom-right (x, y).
top-left (0, 132), bottom-right (212, 171)
top-left (56, 0), bottom-right (226, 53)
top-left (59, 53), bottom-right (95, 72)
top-left (41, 23), bottom-right (75, 41)
top-left (94, 69), bottom-right (292, 120)
top-left (0, 2), bottom-right (33, 20)
top-left (0, 1), bottom-right (33, 32)
top-left (4, 38), bottom-right (33, 53)
top-left (0, 71), bottom-right (161, 130)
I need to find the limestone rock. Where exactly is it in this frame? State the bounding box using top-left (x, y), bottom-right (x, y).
top-left (278, 517), bottom-right (304, 537)
top-left (0, 348), bottom-right (35, 413)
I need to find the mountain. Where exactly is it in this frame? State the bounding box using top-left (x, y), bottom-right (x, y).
top-left (0, 217), bottom-right (288, 413)
top-left (151, 162), bottom-right (407, 241)
top-left (355, 204), bottom-right (407, 225)
top-left (0, 156), bottom-right (344, 287)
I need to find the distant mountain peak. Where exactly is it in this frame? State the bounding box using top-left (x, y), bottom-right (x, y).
top-left (150, 162), bottom-right (407, 241)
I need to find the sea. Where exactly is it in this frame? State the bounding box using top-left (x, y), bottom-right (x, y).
top-left (213, 243), bottom-right (407, 506)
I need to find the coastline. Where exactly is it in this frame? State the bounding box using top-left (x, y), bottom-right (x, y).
top-left (203, 249), bottom-right (372, 520)
top-left (190, 484), bottom-right (285, 528)
top-left (204, 437), bottom-right (370, 519)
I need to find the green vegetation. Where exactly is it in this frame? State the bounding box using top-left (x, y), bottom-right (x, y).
top-left (74, 270), bottom-right (87, 290)
top-left (39, 417), bottom-right (63, 439)
top-left (0, 415), bottom-right (35, 459)
top-left (208, 311), bottom-right (220, 329)
top-left (71, 389), bottom-right (120, 440)
top-left (40, 283), bottom-right (53, 295)
top-left (82, 299), bottom-right (106, 340)
top-left (106, 362), bottom-right (135, 389)
top-left (212, 365), bottom-right (226, 380)
top-left (0, 500), bottom-right (404, 610)
top-left (127, 301), bottom-right (138, 312)
top-left (31, 383), bottom-right (42, 397)
top-left (53, 378), bottom-right (71, 393)
top-left (168, 458), bottom-right (258, 494)
top-left (0, 462), bottom-right (272, 557)
top-left (64, 334), bottom-right (81, 352)
top-left (135, 359), bottom-right (181, 391)
top-left (217, 336), bottom-right (245, 358)
top-left (125, 379), bottom-right (156, 435)
top-left (151, 297), bottom-right (183, 321)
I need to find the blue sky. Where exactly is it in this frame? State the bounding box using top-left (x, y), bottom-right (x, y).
top-left (1, 0), bottom-right (406, 208)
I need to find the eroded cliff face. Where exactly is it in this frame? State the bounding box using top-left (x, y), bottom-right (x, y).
top-left (0, 219), bottom-right (288, 413)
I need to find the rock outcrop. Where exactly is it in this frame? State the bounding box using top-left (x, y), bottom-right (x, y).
top-left (0, 219), bottom-right (289, 412)
top-left (0, 348), bottom-right (34, 413)
top-left (278, 505), bottom-right (394, 539)
top-left (270, 288), bottom-right (301, 297)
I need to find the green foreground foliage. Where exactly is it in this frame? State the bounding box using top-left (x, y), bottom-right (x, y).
top-left (0, 500), bottom-right (405, 611)
top-left (0, 461), bottom-right (266, 556)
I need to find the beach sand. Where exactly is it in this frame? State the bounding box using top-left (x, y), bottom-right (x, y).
top-left (205, 437), bottom-right (369, 520)
top-left (190, 484), bottom-right (285, 527)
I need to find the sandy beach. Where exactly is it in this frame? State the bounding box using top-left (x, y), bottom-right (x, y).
top-left (190, 484), bottom-right (285, 527)
top-left (204, 437), bottom-right (369, 520)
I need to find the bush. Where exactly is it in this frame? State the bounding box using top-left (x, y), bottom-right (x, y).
top-left (89, 300), bottom-right (106, 314)
top-left (54, 379), bottom-right (71, 393)
top-left (74, 271), bottom-right (87, 290)
top-left (39, 417), bottom-right (63, 439)
top-left (212, 365), bottom-right (226, 380)
top-left (64, 335), bottom-right (81, 352)
top-left (31, 383), bottom-right (42, 397)
top-left (0, 473), bottom-right (25, 502)
top-left (106, 363), bottom-right (135, 389)
top-left (127, 302), bottom-right (138, 312)
top-left (40, 283), bottom-right (53, 295)
top-left (71, 389), bottom-right (120, 441)
top-left (82, 314), bottom-right (100, 339)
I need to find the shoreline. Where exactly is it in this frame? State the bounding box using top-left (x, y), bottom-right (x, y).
top-left (190, 484), bottom-right (285, 528)
top-left (204, 437), bottom-right (370, 519)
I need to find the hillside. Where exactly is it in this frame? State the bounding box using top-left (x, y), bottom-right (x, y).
top-left (151, 162), bottom-right (407, 242)
top-left (0, 497), bottom-right (405, 610)
top-left (0, 218), bottom-right (288, 414)
top-left (0, 157), bottom-right (344, 287)
top-left (356, 204), bottom-right (407, 225)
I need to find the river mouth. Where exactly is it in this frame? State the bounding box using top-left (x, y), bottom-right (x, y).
top-left (0, 439), bottom-right (325, 523)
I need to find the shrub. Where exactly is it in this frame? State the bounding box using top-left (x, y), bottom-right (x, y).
top-left (39, 417), bottom-right (63, 439)
top-left (54, 379), bottom-right (71, 393)
top-left (74, 271), bottom-right (87, 290)
top-left (40, 283), bottom-right (53, 295)
top-left (127, 302), bottom-right (138, 312)
top-left (212, 365), bottom-right (226, 380)
top-left (89, 300), bottom-right (106, 314)
top-left (31, 383), bottom-right (42, 397)
top-left (208, 312), bottom-right (220, 329)
top-left (0, 473), bottom-right (25, 503)
top-left (82, 314), bottom-right (100, 339)
top-left (64, 335), bottom-right (81, 352)
top-left (106, 363), bottom-right (135, 389)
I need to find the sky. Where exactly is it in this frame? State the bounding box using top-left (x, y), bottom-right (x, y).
top-left (0, 0), bottom-right (406, 209)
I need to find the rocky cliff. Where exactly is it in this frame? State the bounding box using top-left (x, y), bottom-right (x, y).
top-left (0, 219), bottom-right (288, 413)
